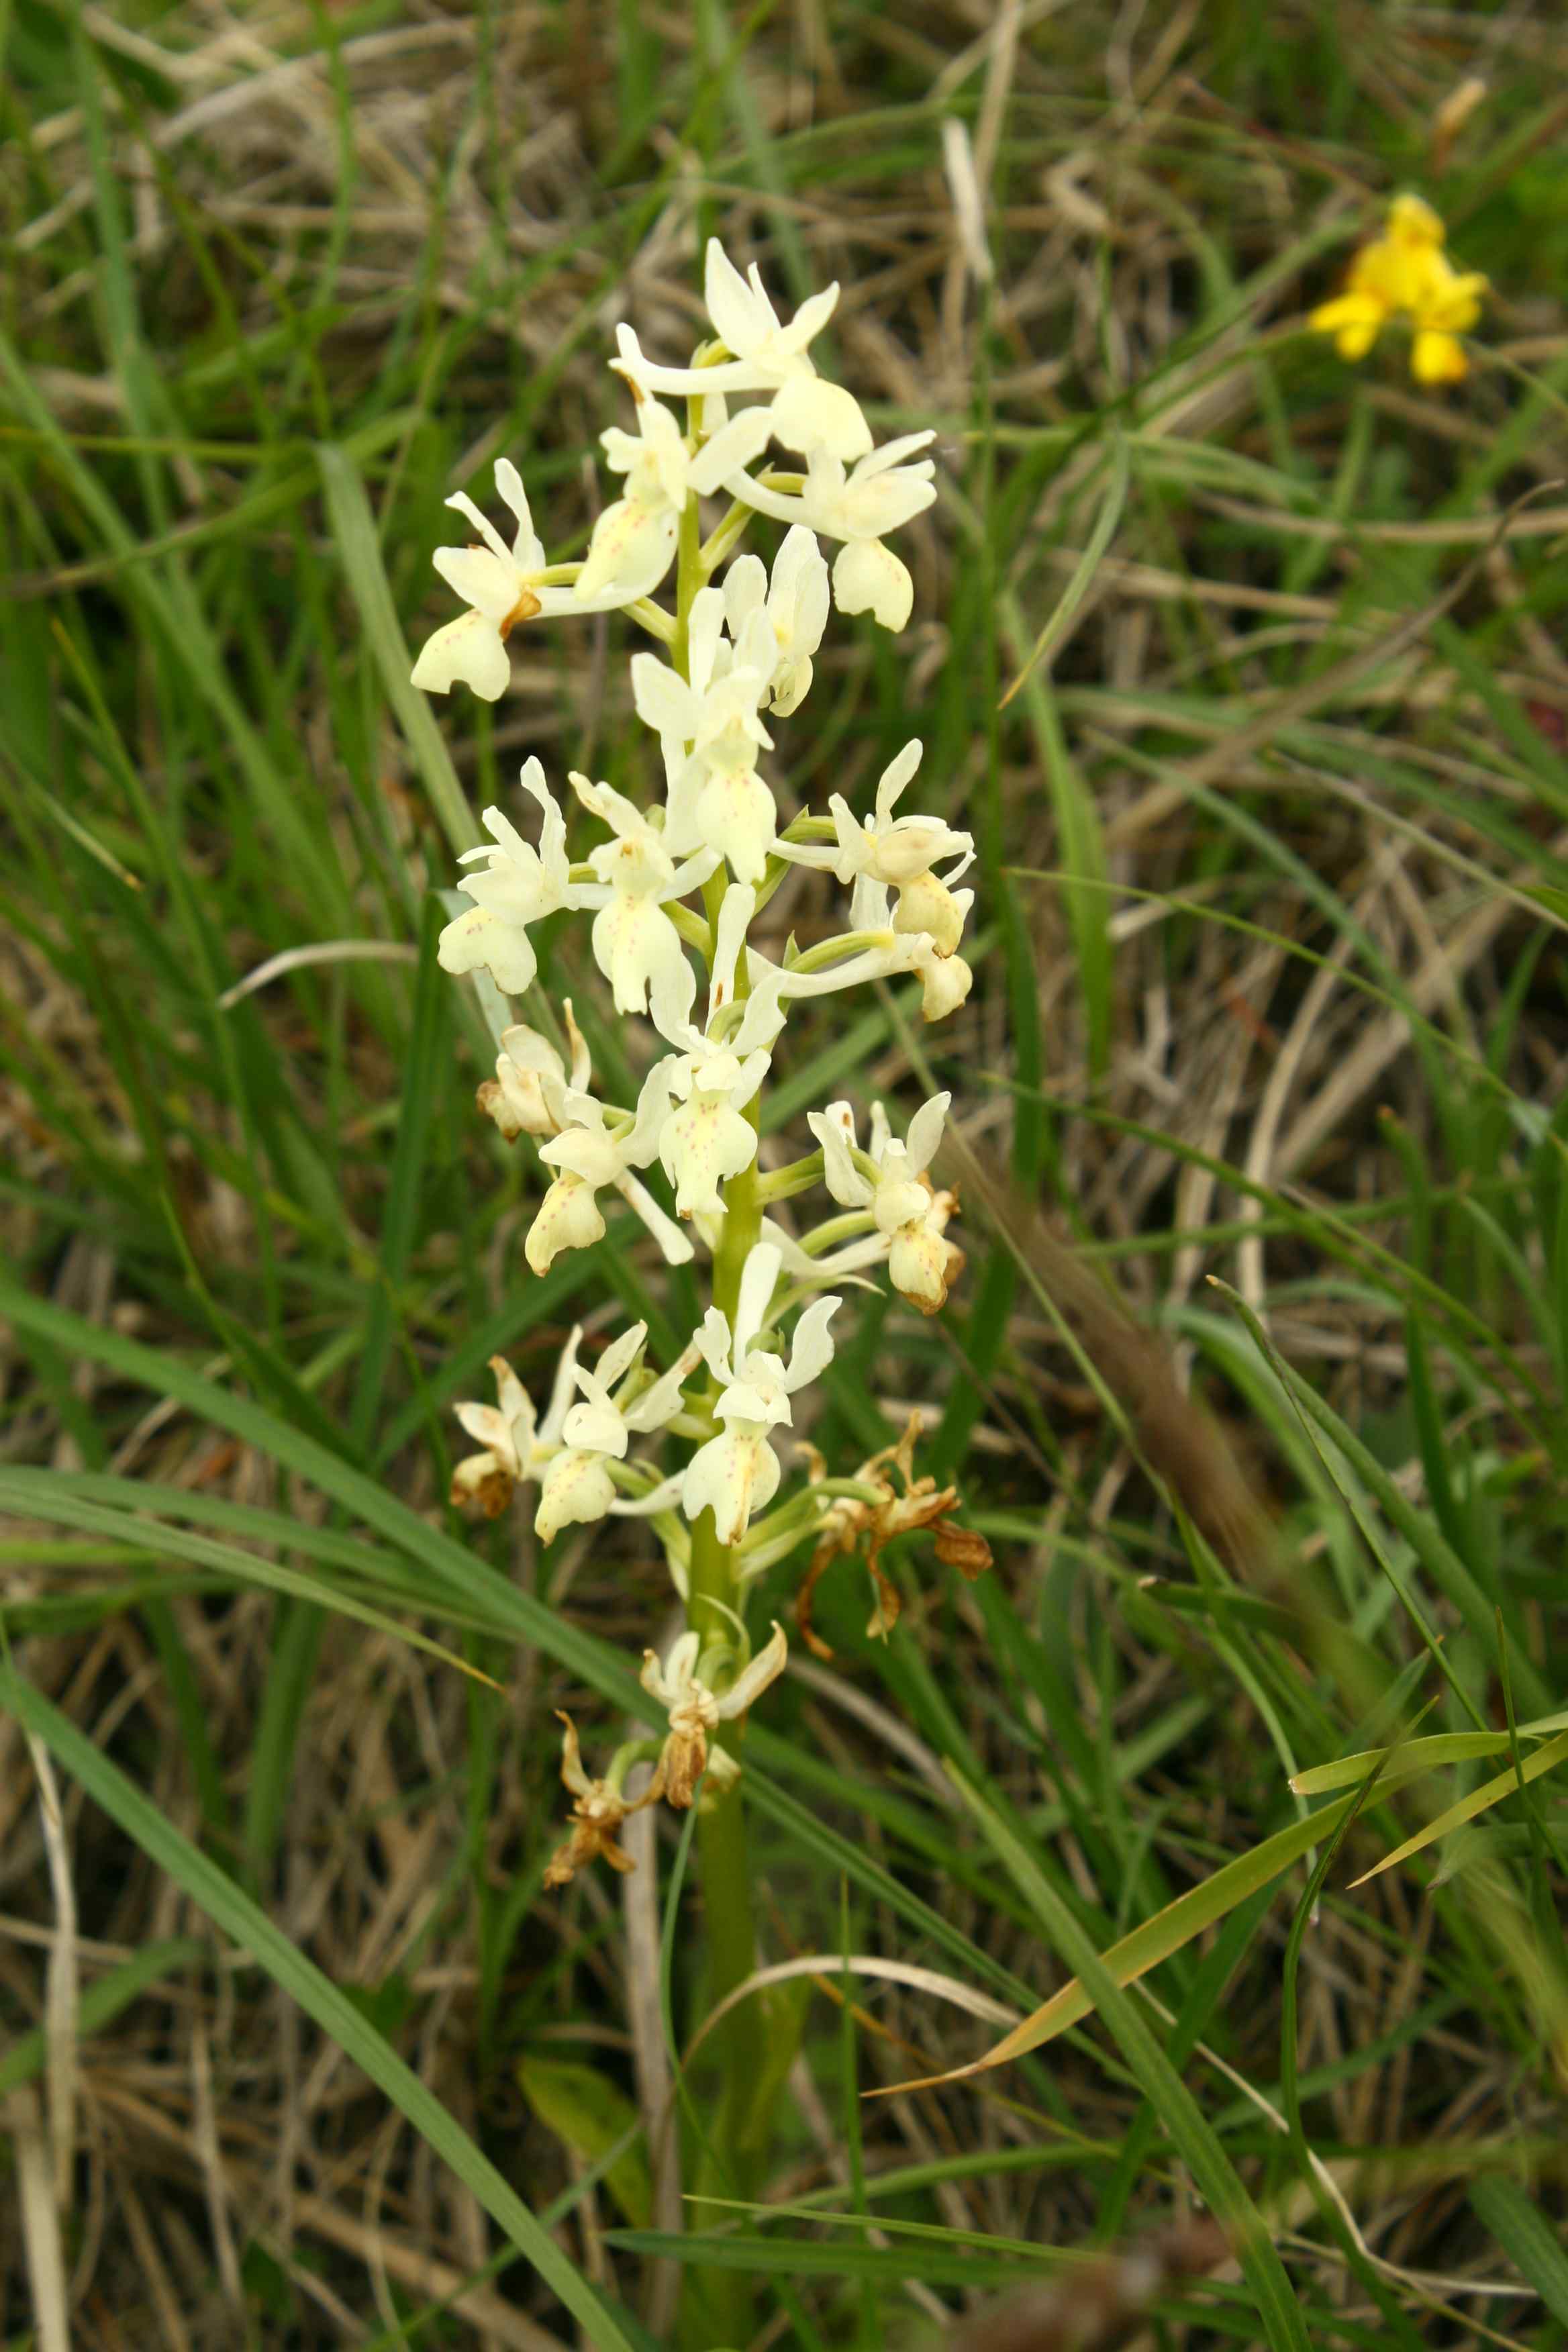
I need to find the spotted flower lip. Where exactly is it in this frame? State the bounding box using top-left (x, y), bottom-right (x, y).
top-left (411, 460), bottom-right (658, 701)
top-left (1310, 191), bottom-right (1487, 385)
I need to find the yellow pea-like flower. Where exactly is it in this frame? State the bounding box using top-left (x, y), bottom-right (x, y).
top-left (1311, 192), bottom-right (1487, 383)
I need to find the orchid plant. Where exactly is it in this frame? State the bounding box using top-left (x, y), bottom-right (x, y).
top-left (409, 238), bottom-right (987, 2253)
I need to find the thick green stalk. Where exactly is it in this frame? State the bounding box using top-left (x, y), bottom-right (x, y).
top-left (669, 487), bottom-right (704, 682)
top-left (680, 1156), bottom-right (765, 2351)
top-left (671, 460), bottom-right (765, 2347)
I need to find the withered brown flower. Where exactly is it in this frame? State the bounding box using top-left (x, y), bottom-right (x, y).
top-left (796, 1414), bottom-right (992, 1657)
top-left (543, 1714), bottom-right (665, 1889)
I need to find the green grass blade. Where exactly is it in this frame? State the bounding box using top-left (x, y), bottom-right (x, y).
top-left (0, 1279), bottom-right (646, 1714)
top-left (1347, 1731), bottom-right (1568, 1889)
top-left (317, 440), bottom-right (475, 860)
top-left (921, 1770), bottom-right (1312, 2352)
top-left (1468, 2176), bottom-right (1568, 2328)
top-left (897, 1791), bottom-right (1355, 2077)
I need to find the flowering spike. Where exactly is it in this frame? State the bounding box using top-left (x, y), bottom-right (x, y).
top-left (409, 237), bottom-right (976, 1901)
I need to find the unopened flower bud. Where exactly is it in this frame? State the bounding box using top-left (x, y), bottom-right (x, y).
top-left (919, 948), bottom-right (973, 1022)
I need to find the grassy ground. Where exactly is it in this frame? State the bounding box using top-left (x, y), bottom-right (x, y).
top-left (5, 0), bottom-right (1568, 2345)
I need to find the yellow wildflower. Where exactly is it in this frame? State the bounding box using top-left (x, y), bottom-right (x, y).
top-left (1311, 193), bottom-right (1487, 385)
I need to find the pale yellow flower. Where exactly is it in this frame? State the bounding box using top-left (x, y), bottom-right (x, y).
top-left (1311, 193), bottom-right (1487, 385)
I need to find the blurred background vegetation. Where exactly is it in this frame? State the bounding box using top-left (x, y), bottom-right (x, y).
top-left (5, 1), bottom-right (1568, 2345)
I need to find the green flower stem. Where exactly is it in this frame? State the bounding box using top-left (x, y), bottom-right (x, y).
top-left (785, 925), bottom-right (896, 975)
top-left (672, 468), bottom-right (767, 2346)
top-left (681, 1145), bottom-right (765, 2349)
top-left (670, 489), bottom-right (705, 683)
top-left (752, 1152), bottom-right (824, 1206)
top-left (697, 497), bottom-right (754, 575)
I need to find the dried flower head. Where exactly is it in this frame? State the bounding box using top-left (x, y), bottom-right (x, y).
top-left (795, 1414), bottom-right (992, 1656)
top-left (543, 1714), bottom-right (665, 1889)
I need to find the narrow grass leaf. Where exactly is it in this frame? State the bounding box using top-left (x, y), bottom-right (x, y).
top-left (922, 1769), bottom-right (1312, 2352)
top-left (1347, 1730), bottom-right (1568, 1888)
top-left (0, 1473), bottom-right (494, 1677)
top-left (1290, 1732), bottom-right (1538, 1796)
top-left (1212, 1281), bottom-right (1547, 1716)
top-left (0, 1281), bottom-right (647, 1716)
top-left (887, 1791), bottom-right (1354, 2081)
top-left (999, 436), bottom-right (1130, 707)
top-left (317, 441), bottom-right (475, 859)
top-left (1468, 2176), bottom-right (1568, 2327)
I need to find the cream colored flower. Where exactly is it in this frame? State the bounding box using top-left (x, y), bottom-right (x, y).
top-left (848, 865), bottom-right (975, 1022)
top-left (682, 1240), bottom-right (841, 1545)
top-left (575, 395), bottom-right (775, 601)
top-left (773, 888), bottom-right (973, 1024)
top-left (614, 239), bottom-right (871, 460)
top-left (526, 1060), bottom-right (691, 1274)
top-left (438, 760), bottom-right (582, 996)
top-left (534, 1322), bottom-right (701, 1543)
top-left (909, 929), bottom-right (974, 1021)
top-left (722, 436), bottom-right (937, 631)
top-left (450, 1338), bottom-right (581, 1516)
top-left (718, 526), bottom-right (830, 718)
top-left (568, 771), bottom-right (718, 1034)
top-left (639, 1620), bottom-right (788, 1806)
top-left (654, 887), bottom-right (786, 1214)
top-left (476, 1007), bottom-right (590, 1142)
top-left (808, 1093), bottom-right (963, 1313)
top-left (411, 460), bottom-right (652, 701)
top-left (630, 589), bottom-right (779, 883)
top-left (777, 739), bottom-right (973, 951)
